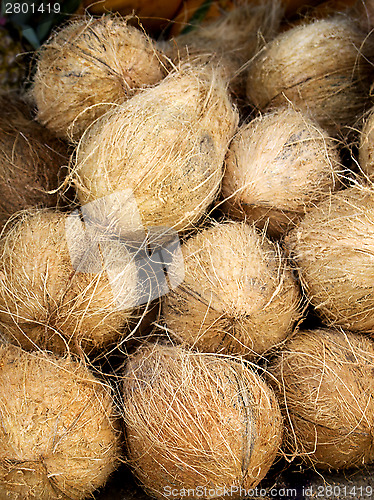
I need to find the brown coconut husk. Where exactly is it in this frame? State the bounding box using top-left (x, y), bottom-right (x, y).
top-left (222, 107), bottom-right (342, 238)
top-left (0, 343), bottom-right (121, 499)
top-left (122, 343), bottom-right (283, 500)
top-left (0, 93), bottom-right (68, 229)
top-left (246, 16), bottom-right (374, 137)
top-left (269, 328), bottom-right (374, 470)
top-left (163, 221), bottom-right (302, 359)
top-left (31, 15), bottom-right (166, 142)
top-left (0, 208), bottom-right (144, 357)
top-left (161, 1), bottom-right (283, 98)
top-left (286, 185), bottom-right (374, 333)
top-left (351, 0), bottom-right (374, 32)
top-left (359, 106), bottom-right (374, 179)
top-left (72, 66), bottom-right (239, 233)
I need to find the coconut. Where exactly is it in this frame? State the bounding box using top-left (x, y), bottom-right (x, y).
top-left (0, 93), bottom-right (67, 229)
top-left (72, 67), bottom-right (239, 233)
top-left (161, 1), bottom-right (282, 97)
top-left (0, 208), bottom-right (144, 356)
top-left (351, 0), bottom-right (374, 32)
top-left (122, 343), bottom-right (283, 500)
top-left (359, 107), bottom-right (374, 179)
top-left (222, 107), bottom-right (342, 237)
top-left (269, 328), bottom-right (374, 470)
top-left (163, 221), bottom-right (301, 358)
top-left (286, 185), bottom-right (374, 333)
top-left (31, 15), bottom-right (166, 141)
top-left (246, 16), bottom-right (374, 136)
top-left (0, 343), bottom-right (121, 499)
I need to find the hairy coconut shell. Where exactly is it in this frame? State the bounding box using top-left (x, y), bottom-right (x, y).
top-left (122, 343), bottom-right (282, 500)
top-left (246, 16), bottom-right (374, 136)
top-left (162, 2), bottom-right (282, 97)
top-left (73, 67), bottom-right (238, 233)
top-left (0, 93), bottom-right (67, 228)
top-left (359, 107), bottom-right (374, 179)
top-left (0, 344), bottom-right (121, 499)
top-left (222, 107), bottom-right (342, 237)
top-left (0, 209), bottom-right (141, 356)
top-left (31, 15), bottom-right (166, 141)
top-left (163, 221), bottom-right (301, 358)
top-left (286, 185), bottom-right (374, 333)
top-left (269, 328), bottom-right (374, 470)
top-left (352, 0), bottom-right (374, 32)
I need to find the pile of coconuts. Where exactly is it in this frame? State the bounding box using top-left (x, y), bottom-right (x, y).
top-left (2, 0), bottom-right (374, 498)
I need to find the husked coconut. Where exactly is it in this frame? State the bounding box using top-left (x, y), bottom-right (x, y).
top-left (31, 15), bottom-right (166, 141)
top-left (163, 221), bottom-right (301, 358)
top-left (269, 328), bottom-right (374, 470)
top-left (222, 107), bottom-right (341, 237)
top-left (72, 67), bottom-right (238, 233)
top-left (0, 344), bottom-right (121, 499)
top-left (246, 16), bottom-right (374, 136)
top-left (286, 185), bottom-right (374, 333)
top-left (161, 1), bottom-right (282, 96)
top-left (0, 208), bottom-right (141, 356)
top-left (122, 343), bottom-right (283, 499)
top-left (0, 92), bottom-right (67, 228)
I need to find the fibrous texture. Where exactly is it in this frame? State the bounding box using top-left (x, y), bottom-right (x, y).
top-left (73, 67), bottom-right (239, 233)
top-left (222, 107), bottom-right (341, 237)
top-left (163, 221), bottom-right (301, 358)
top-left (122, 343), bottom-right (282, 499)
top-left (0, 209), bottom-right (140, 356)
top-left (0, 93), bottom-right (67, 229)
top-left (286, 185), bottom-right (374, 332)
top-left (0, 344), bottom-right (121, 499)
top-left (269, 328), bottom-right (374, 470)
top-left (31, 15), bottom-right (166, 141)
top-left (163, 1), bottom-right (283, 96)
top-left (246, 16), bottom-right (374, 136)
top-left (359, 107), bottom-right (374, 179)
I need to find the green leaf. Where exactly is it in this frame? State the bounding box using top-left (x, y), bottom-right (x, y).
top-left (180, 0), bottom-right (214, 35)
top-left (20, 26), bottom-right (40, 47)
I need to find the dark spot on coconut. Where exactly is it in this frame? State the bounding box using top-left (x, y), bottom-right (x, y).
top-left (64, 71), bottom-right (84, 78)
top-left (199, 133), bottom-right (214, 152)
top-left (183, 132), bottom-right (216, 178)
top-left (344, 351), bottom-right (357, 363)
top-left (274, 130), bottom-right (304, 163)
